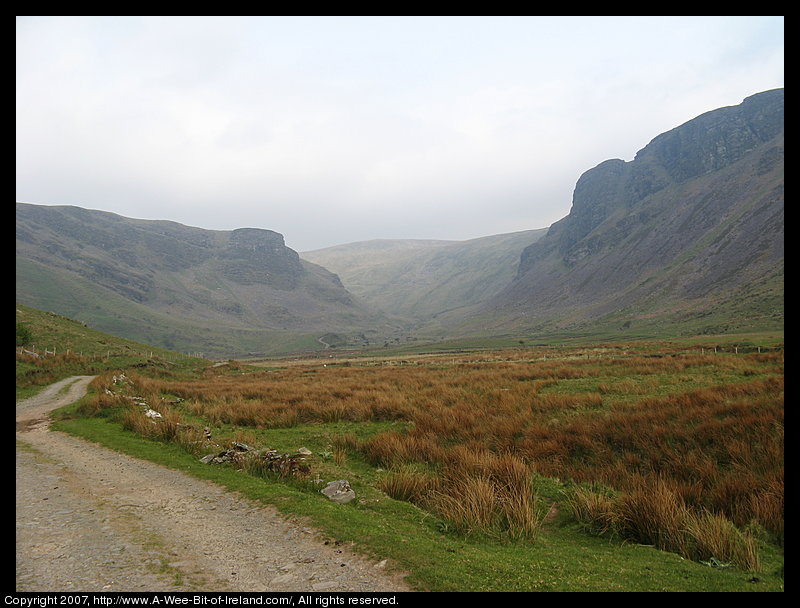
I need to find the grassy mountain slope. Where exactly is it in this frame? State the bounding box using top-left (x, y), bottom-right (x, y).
top-left (15, 302), bottom-right (208, 400)
top-left (16, 204), bottom-right (395, 357)
top-left (466, 89), bottom-right (784, 339)
top-left (301, 229), bottom-right (546, 328)
top-left (17, 89), bottom-right (783, 352)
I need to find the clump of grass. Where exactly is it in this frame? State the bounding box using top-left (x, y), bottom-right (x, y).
top-left (377, 465), bottom-right (439, 504)
top-left (360, 431), bottom-right (444, 468)
top-left (565, 483), bottom-right (619, 537)
top-left (427, 450), bottom-right (543, 541)
top-left (77, 389), bottom-right (129, 416)
top-left (686, 510), bottom-right (761, 572)
top-left (429, 469), bottom-right (544, 541)
top-left (431, 473), bottom-right (497, 536)
top-left (119, 404), bottom-right (207, 454)
top-left (615, 477), bottom-right (693, 557)
top-left (566, 478), bottom-right (763, 571)
top-left (496, 477), bottom-right (544, 541)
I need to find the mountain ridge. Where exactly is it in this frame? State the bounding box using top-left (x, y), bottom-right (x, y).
top-left (16, 203), bottom-right (395, 356)
top-left (16, 89), bottom-right (784, 353)
top-left (469, 88), bottom-right (784, 337)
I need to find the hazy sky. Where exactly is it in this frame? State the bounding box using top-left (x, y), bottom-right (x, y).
top-left (16, 16), bottom-right (784, 252)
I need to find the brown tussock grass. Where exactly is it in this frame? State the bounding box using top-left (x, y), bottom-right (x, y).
top-left (103, 344), bottom-right (782, 557)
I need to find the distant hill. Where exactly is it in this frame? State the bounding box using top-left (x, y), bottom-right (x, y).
top-left (301, 229), bottom-right (546, 328)
top-left (468, 89), bottom-right (784, 338)
top-left (17, 90), bottom-right (783, 353)
top-left (16, 204), bottom-right (394, 357)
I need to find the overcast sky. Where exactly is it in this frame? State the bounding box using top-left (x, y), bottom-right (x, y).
top-left (16, 16), bottom-right (784, 252)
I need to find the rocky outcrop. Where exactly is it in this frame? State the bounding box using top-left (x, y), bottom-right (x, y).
top-left (217, 228), bottom-right (305, 288)
top-left (480, 89), bottom-right (784, 335)
top-left (16, 203), bottom-right (390, 356)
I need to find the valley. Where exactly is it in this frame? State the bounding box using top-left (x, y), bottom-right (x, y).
top-left (15, 89), bottom-right (784, 592)
top-left (15, 310), bottom-right (785, 591)
top-left (300, 229), bottom-right (547, 330)
top-left (17, 90), bottom-right (783, 358)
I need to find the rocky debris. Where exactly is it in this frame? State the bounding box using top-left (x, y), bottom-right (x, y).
top-left (144, 409), bottom-right (163, 419)
top-left (199, 441), bottom-right (254, 465)
top-left (112, 374), bottom-right (131, 387)
top-left (199, 446), bottom-right (312, 479)
top-left (320, 480), bottom-right (356, 504)
top-left (259, 450), bottom-right (311, 478)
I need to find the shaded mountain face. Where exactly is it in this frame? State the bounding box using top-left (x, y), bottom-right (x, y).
top-left (474, 89), bottom-right (784, 336)
top-left (301, 229), bottom-right (547, 328)
top-left (16, 204), bottom-right (389, 356)
top-left (16, 89), bottom-right (783, 353)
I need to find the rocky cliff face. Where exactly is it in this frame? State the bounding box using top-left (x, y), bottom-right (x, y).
top-left (480, 89), bottom-right (784, 335)
top-left (636, 88), bottom-right (784, 182)
top-left (16, 204), bottom-right (389, 355)
top-left (16, 206), bottom-right (314, 300)
top-left (216, 228), bottom-right (305, 288)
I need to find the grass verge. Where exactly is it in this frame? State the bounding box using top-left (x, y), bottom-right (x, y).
top-left (50, 399), bottom-right (784, 592)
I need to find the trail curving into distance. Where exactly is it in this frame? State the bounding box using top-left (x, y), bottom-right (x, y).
top-left (16, 376), bottom-right (409, 592)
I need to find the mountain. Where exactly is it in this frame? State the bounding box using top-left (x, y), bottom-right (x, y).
top-left (16, 204), bottom-right (393, 356)
top-left (16, 90), bottom-right (784, 353)
top-left (468, 89), bottom-right (784, 337)
top-left (301, 229), bottom-right (547, 329)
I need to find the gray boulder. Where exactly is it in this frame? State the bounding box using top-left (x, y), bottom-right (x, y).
top-left (320, 480), bottom-right (355, 504)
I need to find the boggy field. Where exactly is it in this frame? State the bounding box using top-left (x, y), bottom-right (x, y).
top-left (84, 339), bottom-right (784, 577)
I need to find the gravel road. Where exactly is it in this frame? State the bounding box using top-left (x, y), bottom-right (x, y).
top-left (16, 376), bottom-right (410, 593)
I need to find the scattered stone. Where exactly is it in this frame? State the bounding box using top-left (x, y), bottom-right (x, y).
top-left (297, 447), bottom-right (312, 456)
top-left (144, 409), bottom-right (162, 419)
top-left (199, 449), bottom-right (241, 465)
top-left (260, 451), bottom-right (311, 478)
top-left (320, 480), bottom-right (356, 504)
top-left (198, 448), bottom-right (311, 478)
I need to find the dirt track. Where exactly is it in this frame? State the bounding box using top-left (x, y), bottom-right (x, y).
top-left (15, 376), bottom-right (410, 593)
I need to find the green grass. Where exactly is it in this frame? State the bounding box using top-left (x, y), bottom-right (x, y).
top-left (16, 304), bottom-right (783, 591)
top-left (15, 303), bottom-right (207, 400)
top-left (16, 261), bottom-right (333, 359)
top-left (49, 399), bottom-right (784, 592)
